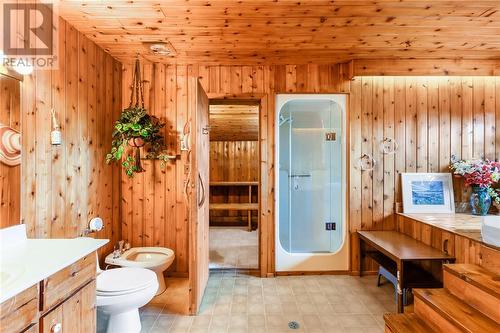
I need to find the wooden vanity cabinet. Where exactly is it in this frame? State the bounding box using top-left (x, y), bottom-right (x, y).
top-left (40, 281), bottom-right (96, 333)
top-left (0, 285), bottom-right (39, 333)
top-left (0, 254), bottom-right (97, 333)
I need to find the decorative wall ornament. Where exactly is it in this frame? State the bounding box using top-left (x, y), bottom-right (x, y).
top-left (0, 123), bottom-right (21, 166)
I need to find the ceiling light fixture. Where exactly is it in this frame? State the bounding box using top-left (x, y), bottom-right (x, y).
top-left (149, 43), bottom-right (172, 56)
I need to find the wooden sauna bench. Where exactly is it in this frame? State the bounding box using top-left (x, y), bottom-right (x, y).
top-left (209, 181), bottom-right (259, 231)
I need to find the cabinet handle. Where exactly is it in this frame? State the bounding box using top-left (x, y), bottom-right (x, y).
top-left (51, 323), bottom-right (62, 333)
top-left (443, 239), bottom-right (449, 254)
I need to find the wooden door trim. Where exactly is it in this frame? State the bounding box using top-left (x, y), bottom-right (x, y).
top-left (207, 94), bottom-right (267, 278)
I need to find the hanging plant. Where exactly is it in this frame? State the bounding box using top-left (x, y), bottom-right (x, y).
top-left (106, 59), bottom-right (173, 177)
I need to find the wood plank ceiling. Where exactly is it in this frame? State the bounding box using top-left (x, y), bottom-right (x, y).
top-left (209, 104), bottom-right (259, 141)
top-left (56, 1), bottom-right (500, 64)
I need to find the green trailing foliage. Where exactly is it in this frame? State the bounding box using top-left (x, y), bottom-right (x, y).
top-left (106, 106), bottom-right (166, 177)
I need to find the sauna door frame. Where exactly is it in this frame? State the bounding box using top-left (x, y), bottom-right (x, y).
top-left (207, 98), bottom-right (262, 273)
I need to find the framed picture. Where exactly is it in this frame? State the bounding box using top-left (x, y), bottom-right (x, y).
top-left (401, 173), bottom-right (455, 214)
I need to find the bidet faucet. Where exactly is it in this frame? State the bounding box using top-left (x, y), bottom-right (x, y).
top-left (112, 240), bottom-right (125, 259)
top-left (118, 240), bottom-right (125, 253)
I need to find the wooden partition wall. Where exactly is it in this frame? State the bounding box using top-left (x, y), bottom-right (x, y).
top-left (17, 17), bottom-right (122, 257)
top-left (120, 61), bottom-right (499, 276)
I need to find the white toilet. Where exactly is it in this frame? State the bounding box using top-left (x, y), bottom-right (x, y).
top-left (96, 266), bottom-right (158, 333)
top-left (105, 247), bottom-right (175, 295)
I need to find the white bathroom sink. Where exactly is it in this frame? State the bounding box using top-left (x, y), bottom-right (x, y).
top-left (481, 216), bottom-right (500, 247)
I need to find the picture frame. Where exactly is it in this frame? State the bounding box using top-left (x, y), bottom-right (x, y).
top-left (401, 173), bottom-right (455, 214)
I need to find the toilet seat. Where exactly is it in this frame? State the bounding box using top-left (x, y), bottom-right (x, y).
top-left (97, 267), bottom-right (157, 296)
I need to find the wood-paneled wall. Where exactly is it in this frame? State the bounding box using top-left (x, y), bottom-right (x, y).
top-left (209, 141), bottom-right (259, 226)
top-left (209, 141), bottom-right (258, 182)
top-left (120, 62), bottom-right (351, 275)
top-left (120, 61), bottom-right (499, 276)
top-left (349, 76), bottom-right (500, 273)
top-left (0, 75), bottom-right (21, 228)
top-left (19, 17), bottom-right (122, 256)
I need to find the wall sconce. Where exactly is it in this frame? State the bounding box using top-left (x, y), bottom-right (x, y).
top-left (50, 108), bottom-right (62, 145)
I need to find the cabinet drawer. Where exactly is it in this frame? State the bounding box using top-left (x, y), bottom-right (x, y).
top-left (0, 284), bottom-right (38, 333)
top-left (40, 280), bottom-right (96, 333)
top-left (41, 254), bottom-right (96, 312)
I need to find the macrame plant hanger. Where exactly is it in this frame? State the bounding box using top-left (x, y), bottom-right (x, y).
top-left (129, 57), bottom-right (145, 173)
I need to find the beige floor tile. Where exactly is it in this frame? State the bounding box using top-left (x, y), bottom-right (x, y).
top-left (138, 273), bottom-right (393, 333)
top-left (208, 326), bottom-right (227, 333)
top-left (209, 227), bottom-right (258, 269)
top-left (338, 314), bottom-right (380, 328)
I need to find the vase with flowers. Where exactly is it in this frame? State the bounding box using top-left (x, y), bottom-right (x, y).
top-left (450, 158), bottom-right (500, 216)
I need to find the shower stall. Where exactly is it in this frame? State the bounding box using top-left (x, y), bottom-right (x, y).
top-left (275, 94), bottom-right (348, 272)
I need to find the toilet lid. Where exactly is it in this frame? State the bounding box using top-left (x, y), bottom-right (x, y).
top-left (97, 267), bottom-right (156, 293)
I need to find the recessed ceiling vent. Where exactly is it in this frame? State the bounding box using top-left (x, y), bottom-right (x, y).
top-left (144, 42), bottom-right (176, 56)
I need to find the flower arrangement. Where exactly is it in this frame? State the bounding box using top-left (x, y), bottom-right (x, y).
top-left (450, 158), bottom-right (500, 205)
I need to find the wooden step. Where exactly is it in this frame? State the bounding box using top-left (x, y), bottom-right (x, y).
top-left (443, 264), bottom-right (500, 322)
top-left (414, 288), bottom-right (500, 333)
top-left (384, 313), bottom-right (436, 333)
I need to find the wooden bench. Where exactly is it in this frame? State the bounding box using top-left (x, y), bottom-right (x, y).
top-left (358, 230), bottom-right (455, 313)
top-left (209, 181), bottom-right (258, 231)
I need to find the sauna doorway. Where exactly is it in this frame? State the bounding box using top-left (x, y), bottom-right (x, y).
top-left (208, 101), bottom-right (260, 270)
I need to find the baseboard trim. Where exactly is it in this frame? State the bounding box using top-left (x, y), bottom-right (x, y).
top-left (275, 270), bottom-right (350, 276)
top-left (165, 272), bottom-right (189, 278)
top-left (349, 270), bottom-right (378, 276)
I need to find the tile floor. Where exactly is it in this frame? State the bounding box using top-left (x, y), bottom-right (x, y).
top-left (138, 271), bottom-right (396, 333)
top-left (209, 227), bottom-right (258, 269)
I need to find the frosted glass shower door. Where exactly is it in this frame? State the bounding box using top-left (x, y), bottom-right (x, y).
top-left (278, 99), bottom-right (343, 253)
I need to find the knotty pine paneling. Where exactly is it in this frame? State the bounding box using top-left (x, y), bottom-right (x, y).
top-left (209, 141), bottom-right (258, 182)
top-left (0, 75), bottom-right (21, 228)
top-left (18, 17), bottom-right (122, 257)
top-left (56, 2), bottom-right (500, 64)
top-left (349, 76), bottom-right (500, 273)
top-left (209, 141), bottom-right (259, 226)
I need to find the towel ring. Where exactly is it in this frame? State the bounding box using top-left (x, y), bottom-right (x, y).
top-left (381, 137), bottom-right (398, 155)
top-left (359, 153), bottom-right (376, 171)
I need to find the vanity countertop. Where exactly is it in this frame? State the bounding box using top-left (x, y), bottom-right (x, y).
top-left (0, 225), bottom-right (108, 303)
top-left (397, 212), bottom-right (499, 249)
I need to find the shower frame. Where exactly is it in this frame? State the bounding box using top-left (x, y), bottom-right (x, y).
top-left (274, 94), bottom-right (350, 273)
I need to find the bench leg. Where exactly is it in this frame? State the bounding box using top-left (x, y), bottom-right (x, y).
top-left (396, 263), bottom-right (404, 313)
top-left (358, 237), bottom-right (363, 277)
